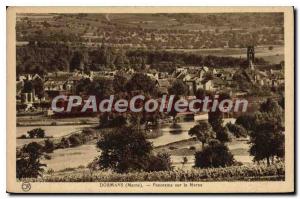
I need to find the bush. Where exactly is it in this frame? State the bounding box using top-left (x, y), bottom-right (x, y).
top-left (194, 140), bottom-right (234, 168)
top-left (27, 128), bottom-right (45, 138)
top-left (68, 134), bottom-right (83, 147)
top-left (82, 128), bottom-right (95, 137)
top-left (36, 129), bottom-right (45, 138)
top-left (215, 126), bottom-right (231, 143)
top-left (44, 154), bottom-right (52, 160)
top-left (46, 168), bottom-right (54, 175)
top-left (189, 146), bottom-right (196, 150)
top-left (145, 153), bottom-right (172, 172)
top-left (18, 134), bottom-right (27, 139)
top-left (59, 137), bottom-right (70, 148)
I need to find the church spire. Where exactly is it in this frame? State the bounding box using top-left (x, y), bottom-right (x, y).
top-left (247, 46), bottom-right (255, 70)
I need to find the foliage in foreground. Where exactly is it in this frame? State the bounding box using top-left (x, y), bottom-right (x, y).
top-left (194, 140), bottom-right (235, 168)
top-left (17, 142), bottom-right (46, 179)
top-left (96, 126), bottom-right (172, 173)
top-left (27, 163), bottom-right (284, 182)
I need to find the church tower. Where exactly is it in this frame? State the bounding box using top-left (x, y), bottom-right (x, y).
top-left (247, 46), bottom-right (255, 70)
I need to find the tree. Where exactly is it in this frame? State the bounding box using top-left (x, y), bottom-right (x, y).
top-left (68, 133), bottom-right (84, 147)
top-left (246, 98), bottom-right (285, 165)
top-left (279, 95), bottom-right (284, 109)
top-left (59, 137), bottom-right (70, 149)
top-left (208, 109), bottom-right (223, 132)
top-left (194, 140), bottom-right (235, 168)
top-left (87, 78), bottom-right (113, 100)
top-left (194, 88), bottom-right (214, 111)
top-left (16, 142), bottom-right (46, 179)
top-left (36, 129), bottom-right (45, 138)
top-left (181, 156), bottom-right (188, 169)
top-left (249, 122), bottom-right (284, 165)
top-left (215, 126), bottom-right (231, 143)
top-left (32, 78), bottom-right (45, 100)
top-left (226, 122), bottom-right (248, 138)
top-left (44, 139), bottom-right (55, 153)
top-left (75, 78), bottom-right (91, 95)
top-left (260, 98), bottom-right (283, 114)
top-left (168, 79), bottom-right (188, 96)
top-left (259, 98), bottom-right (284, 126)
top-left (27, 130), bottom-right (36, 138)
top-left (113, 73), bottom-right (128, 93)
top-left (126, 73), bottom-right (158, 96)
top-left (188, 121), bottom-right (215, 148)
top-left (195, 88), bottom-right (213, 100)
top-left (208, 92), bottom-right (230, 130)
top-left (70, 51), bottom-right (84, 71)
top-left (99, 113), bottom-right (111, 128)
top-left (235, 114), bottom-right (256, 132)
top-left (96, 127), bottom-right (153, 173)
top-left (168, 80), bottom-right (189, 123)
top-left (27, 128), bottom-right (45, 138)
top-left (22, 80), bottom-right (33, 93)
top-left (145, 153), bottom-right (172, 172)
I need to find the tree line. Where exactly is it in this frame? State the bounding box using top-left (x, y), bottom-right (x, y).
top-left (16, 44), bottom-right (269, 75)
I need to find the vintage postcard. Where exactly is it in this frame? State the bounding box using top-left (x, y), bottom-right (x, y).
top-left (7, 7), bottom-right (294, 193)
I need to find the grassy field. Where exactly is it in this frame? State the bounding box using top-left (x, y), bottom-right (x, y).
top-left (42, 143), bottom-right (99, 171)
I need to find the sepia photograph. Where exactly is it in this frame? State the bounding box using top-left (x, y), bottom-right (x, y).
top-left (6, 6), bottom-right (294, 193)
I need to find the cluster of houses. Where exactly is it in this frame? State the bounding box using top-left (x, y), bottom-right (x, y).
top-left (16, 47), bottom-right (284, 114)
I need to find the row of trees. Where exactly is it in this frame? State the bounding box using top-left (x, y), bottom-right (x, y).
top-left (186, 90), bottom-right (284, 168)
top-left (236, 98), bottom-right (284, 165)
top-left (17, 43), bottom-right (270, 75)
top-left (76, 72), bottom-right (158, 98)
